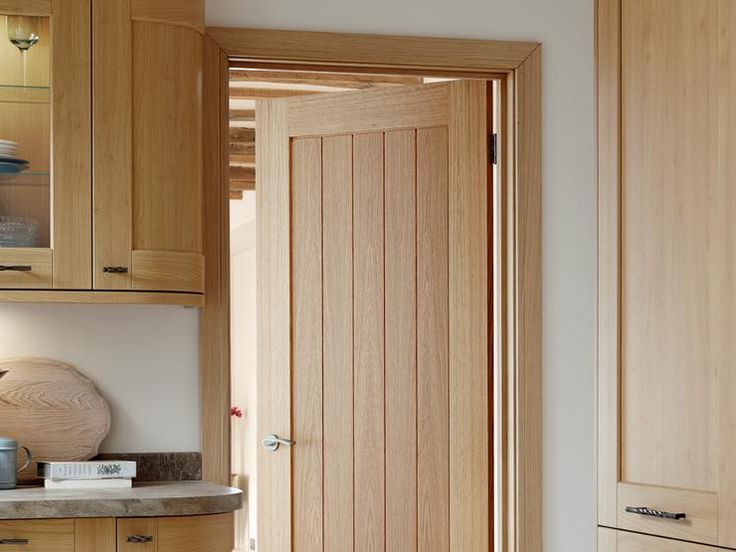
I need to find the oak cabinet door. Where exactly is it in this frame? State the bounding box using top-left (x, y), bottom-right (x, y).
top-left (598, 0), bottom-right (736, 547)
top-left (157, 513), bottom-right (234, 552)
top-left (93, 2), bottom-right (204, 294)
top-left (0, 0), bottom-right (91, 289)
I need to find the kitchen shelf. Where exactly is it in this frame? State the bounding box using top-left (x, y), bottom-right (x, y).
top-left (0, 84), bottom-right (50, 104)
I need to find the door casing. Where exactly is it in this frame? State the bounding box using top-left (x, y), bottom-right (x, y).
top-left (200, 28), bottom-right (542, 552)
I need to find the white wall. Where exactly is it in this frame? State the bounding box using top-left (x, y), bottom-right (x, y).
top-left (0, 304), bottom-right (201, 453)
top-left (206, 1), bottom-right (597, 551)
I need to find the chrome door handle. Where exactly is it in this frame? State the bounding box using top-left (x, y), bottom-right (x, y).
top-left (262, 434), bottom-right (295, 452)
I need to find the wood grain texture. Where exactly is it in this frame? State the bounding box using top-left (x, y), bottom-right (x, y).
top-left (131, 0), bottom-right (204, 32)
top-left (618, 482), bottom-right (717, 545)
top-left (598, 527), bottom-right (616, 552)
top-left (514, 47), bottom-right (542, 552)
top-left (74, 518), bottom-right (116, 552)
top-left (200, 34), bottom-right (231, 485)
top-left (52, 0), bottom-right (91, 289)
top-left (0, 290), bottom-right (203, 306)
top-left (384, 129), bottom-right (417, 552)
top-left (448, 80), bottom-right (489, 552)
top-left (0, 0), bottom-right (50, 15)
top-left (352, 132), bottom-right (385, 552)
top-left (0, 520), bottom-right (73, 551)
top-left (229, 68), bottom-right (423, 88)
top-left (321, 134), bottom-right (354, 552)
top-left (596, 0), bottom-right (621, 528)
top-left (291, 137), bottom-right (324, 552)
top-left (117, 518), bottom-right (156, 552)
top-left (621, 0), bottom-right (718, 496)
top-left (616, 528), bottom-right (720, 552)
top-left (718, 2), bottom-right (736, 546)
top-left (416, 126), bottom-right (450, 552)
top-left (288, 83), bottom-right (448, 137)
top-left (256, 98), bottom-right (292, 552)
top-left (92, 0), bottom-right (132, 290)
top-left (0, 358), bottom-right (110, 481)
top-left (132, 22), bottom-right (203, 254)
top-left (131, 250), bottom-right (205, 293)
top-left (207, 27), bottom-right (538, 71)
top-left (158, 513), bottom-right (234, 552)
top-left (0, 248), bottom-right (52, 289)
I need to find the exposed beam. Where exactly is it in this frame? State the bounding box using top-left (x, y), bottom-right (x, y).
top-left (230, 179), bottom-right (256, 191)
top-left (229, 108), bottom-right (255, 122)
top-left (229, 68), bottom-right (424, 89)
top-left (229, 190), bottom-right (244, 200)
top-left (229, 87), bottom-right (320, 99)
top-left (230, 153), bottom-right (255, 166)
top-left (230, 165), bottom-right (255, 181)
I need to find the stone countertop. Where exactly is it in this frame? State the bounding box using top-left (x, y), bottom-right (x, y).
top-left (0, 481), bottom-right (243, 519)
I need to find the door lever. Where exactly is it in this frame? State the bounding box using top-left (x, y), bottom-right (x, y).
top-left (262, 434), bottom-right (295, 452)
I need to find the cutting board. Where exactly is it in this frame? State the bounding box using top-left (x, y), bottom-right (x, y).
top-left (0, 358), bottom-right (111, 481)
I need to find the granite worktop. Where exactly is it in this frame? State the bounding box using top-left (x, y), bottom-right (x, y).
top-left (0, 481), bottom-right (243, 519)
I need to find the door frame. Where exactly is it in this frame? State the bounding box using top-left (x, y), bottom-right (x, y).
top-left (200, 27), bottom-right (542, 552)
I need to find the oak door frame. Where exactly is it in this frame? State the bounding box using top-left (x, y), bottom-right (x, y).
top-left (201, 27), bottom-right (542, 552)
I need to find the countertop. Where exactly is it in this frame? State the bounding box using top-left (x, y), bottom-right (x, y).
top-left (0, 481), bottom-right (243, 519)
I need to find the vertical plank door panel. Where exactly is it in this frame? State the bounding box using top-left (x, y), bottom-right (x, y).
top-left (291, 137), bottom-right (324, 552)
top-left (74, 518), bottom-right (116, 552)
top-left (385, 129), bottom-right (418, 552)
top-left (353, 132), bottom-right (386, 552)
top-left (417, 126), bottom-right (450, 552)
top-left (322, 134), bottom-right (355, 552)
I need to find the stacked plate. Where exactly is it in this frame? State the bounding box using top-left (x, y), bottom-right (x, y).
top-left (0, 140), bottom-right (29, 174)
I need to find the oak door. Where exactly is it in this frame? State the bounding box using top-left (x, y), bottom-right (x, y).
top-left (257, 81), bottom-right (492, 552)
top-left (598, 0), bottom-right (736, 547)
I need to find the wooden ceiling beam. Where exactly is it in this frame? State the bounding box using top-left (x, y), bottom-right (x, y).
top-left (229, 108), bottom-right (255, 122)
top-left (229, 69), bottom-right (424, 89)
top-left (229, 87), bottom-right (321, 99)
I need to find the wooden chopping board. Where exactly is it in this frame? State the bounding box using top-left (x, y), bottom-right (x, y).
top-left (0, 358), bottom-right (111, 481)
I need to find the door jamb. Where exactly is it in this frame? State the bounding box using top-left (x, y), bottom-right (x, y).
top-left (201, 27), bottom-right (542, 552)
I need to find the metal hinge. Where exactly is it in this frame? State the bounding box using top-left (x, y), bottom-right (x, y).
top-left (489, 133), bottom-right (498, 165)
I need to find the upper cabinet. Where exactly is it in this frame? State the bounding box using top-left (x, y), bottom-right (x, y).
top-left (0, 0), bottom-right (91, 290)
top-left (0, 0), bottom-right (204, 301)
top-left (598, 0), bottom-right (736, 548)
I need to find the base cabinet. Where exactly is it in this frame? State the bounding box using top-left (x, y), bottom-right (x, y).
top-left (0, 514), bottom-right (233, 552)
top-left (598, 527), bottom-right (725, 552)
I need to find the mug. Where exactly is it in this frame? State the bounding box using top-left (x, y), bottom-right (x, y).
top-left (0, 437), bottom-right (32, 490)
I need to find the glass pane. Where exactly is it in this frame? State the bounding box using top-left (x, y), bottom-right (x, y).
top-left (0, 14), bottom-right (51, 248)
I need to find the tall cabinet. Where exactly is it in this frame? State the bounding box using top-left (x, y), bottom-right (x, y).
top-left (598, 0), bottom-right (736, 550)
top-left (0, 0), bottom-right (204, 302)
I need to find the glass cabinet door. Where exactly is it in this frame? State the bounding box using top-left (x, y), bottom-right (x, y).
top-left (0, 13), bottom-right (51, 249)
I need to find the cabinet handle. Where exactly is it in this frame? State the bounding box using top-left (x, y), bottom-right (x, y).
top-left (0, 265), bottom-right (32, 272)
top-left (0, 539), bottom-right (30, 545)
top-left (103, 266), bottom-right (129, 274)
top-left (625, 506), bottom-right (686, 520)
top-left (126, 535), bottom-right (154, 543)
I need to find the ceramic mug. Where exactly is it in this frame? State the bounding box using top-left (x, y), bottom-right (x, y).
top-left (0, 437), bottom-right (32, 490)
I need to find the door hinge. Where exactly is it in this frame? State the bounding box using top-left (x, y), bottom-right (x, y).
top-left (489, 133), bottom-right (498, 165)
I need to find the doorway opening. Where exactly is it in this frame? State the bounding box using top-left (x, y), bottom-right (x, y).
top-left (227, 66), bottom-right (500, 552)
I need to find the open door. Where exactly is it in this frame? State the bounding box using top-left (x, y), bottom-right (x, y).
top-left (257, 80), bottom-right (492, 552)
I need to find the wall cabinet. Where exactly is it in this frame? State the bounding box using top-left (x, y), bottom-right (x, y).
top-left (0, 0), bottom-right (204, 302)
top-left (0, 513), bottom-right (232, 552)
top-left (598, 0), bottom-right (736, 548)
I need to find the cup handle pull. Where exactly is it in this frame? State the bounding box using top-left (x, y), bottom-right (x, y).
top-left (17, 446), bottom-right (32, 473)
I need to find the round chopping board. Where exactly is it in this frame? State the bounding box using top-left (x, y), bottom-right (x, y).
top-left (0, 358), bottom-right (111, 481)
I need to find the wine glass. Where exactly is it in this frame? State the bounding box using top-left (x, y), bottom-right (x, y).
top-left (6, 16), bottom-right (39, 52)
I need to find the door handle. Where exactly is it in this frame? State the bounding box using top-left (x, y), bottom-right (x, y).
top-left (0, 265), bottom-right (31, 272)
top-left (262, 434), bottom-right (295, 452)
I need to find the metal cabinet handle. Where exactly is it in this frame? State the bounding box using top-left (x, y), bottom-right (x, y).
top-left (0, 539), bottom-right (30, 545)
top-left (625, 506), bottom-right (686, 521)
top-left (126, 535), bottom-right (154, 543)
top-left (0, 265), bottom-right (31, 272)
top-left (103, 266), bottom-right (129, 274)
top-left (262, 434), bottom-right (296, 452)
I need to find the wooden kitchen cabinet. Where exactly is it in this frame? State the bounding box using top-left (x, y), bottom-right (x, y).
top-left (598, 0), bottom-right (736, 548)
top-left (598, 527), bottom-right (726, 552)
top-left (0, 514), bottom-right (232, 551)
top-left (0, 0), bottom-right (205, 301)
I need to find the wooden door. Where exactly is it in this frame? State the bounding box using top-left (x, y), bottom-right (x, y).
top-left (258, 81), bottom-right (492, 552)
top-left (598, 0), bottom-right (736, 548)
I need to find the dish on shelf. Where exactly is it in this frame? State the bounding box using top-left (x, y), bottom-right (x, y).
top-left (0, 160), bottom-right (29, 174)
top-left (0, 216), bottom-right (40, 247)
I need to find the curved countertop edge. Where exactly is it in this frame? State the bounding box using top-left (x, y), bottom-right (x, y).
top-left (0, 481), bottom-right (243, 519)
